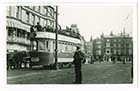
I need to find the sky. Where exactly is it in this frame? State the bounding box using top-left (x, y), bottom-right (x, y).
top-left (58, 4), bottom-right (133, 41)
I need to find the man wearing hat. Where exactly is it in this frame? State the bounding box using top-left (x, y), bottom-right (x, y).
top-left (73, 46), bottom-right (84, 84)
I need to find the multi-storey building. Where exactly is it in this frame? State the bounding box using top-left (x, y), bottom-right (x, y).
top-left (87, 37), bottom-right (93, 57)
top-left (92, 32), bottom-right (133, 62)
top-left (83, 37), bottom-right (93, 63)
top-left (6, 6), bottom-right (56, 52)
top-left (92, 37), bottom-right (103, 59)
top-left (80, 36), bottom-right (86, 52)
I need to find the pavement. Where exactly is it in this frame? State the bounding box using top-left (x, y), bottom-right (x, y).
top-left (7, 61), bottom-right (132, 84)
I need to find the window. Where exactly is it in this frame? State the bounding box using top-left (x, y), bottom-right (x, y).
top-left (38, 6), bottom-right (40, 12)
top-left (68, 45), bottom-right (72, 52)
top-left (16, 6), bottom-right (20, 18)
top-left (46, 41), bottom-right (49, 49)
top-left (58, 43), bottom-right (62, 53)
top-left (8, 27), bottom-right (16, 37)
top-left (129, 43), bottom-right (132, 47)
top-left (96, 41), bottom-right (101, 44)
top-left (7, 6), bottom-right (12, 16)
top-left (118, 49), bottom-right (121, 55)
top-left (114, 44), bottom-right (116, 47)
top-left (7, 27), bottom-right (11, 36)
top-left (20, 30), bottom-right (25, 38)
top-left (129, 49), bottom-right (132, 55)
top-left (113, 49), bottom-right (117, 55)
top-left (37, 16), bottom-right (40, 23)
top-left (47, 20), bottom-right (51, 26)
top-left (65, 46), bottom-right (68, 52)
top-left (118, 44), bottom-right (121, 47)
top-left (107, 51), bottom-right (109, 53)
top-left (106, 43), bottom-right (110, 47)
top-left (47, 9), bottom-right (51, 17)
top-left (73, 46), bottom-right (76, 52)
top-left (96, 50), bottom-right (101, 55)
top-left (51, 21), bottom-right (54, 28)
top-left (53, 41), bottom-right (55, 51)
top-left (40, 6), bottom-right (44, 14)
top-left (38, 40), bottom-right (45, 50)
top-left (33, 6), bottom-right (35, 10)
top-left (44, 8), bottom-right (47, 15)
top-left (106, 49), bottom-right (110, 54)
top-left (126, 43), bottom-right (129, 47)
top-left (61, 44), bottom-right (65, 52)
top-left (27, 33), bottom-right (30, 39)
top-left (107, 39), bottom-right (110, 42)
top-left (16, 29), bottom-right (20, 37)
top-left (32, 14), bottom-right (35, 25)
top-left (32, 41), bottom-right (37, 50)
top-left (96, 45), bottom-right (101, 49)
top-left (26, 12), bottom-right (30, 23)
top-left (44, 20), bottom-right (47, 26)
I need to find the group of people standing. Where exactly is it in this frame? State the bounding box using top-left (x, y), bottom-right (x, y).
top-left (90, 55), bottom-right (133, 64)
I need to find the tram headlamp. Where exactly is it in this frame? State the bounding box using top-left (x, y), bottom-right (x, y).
top-left (31, 57), bottom-right (39, 62)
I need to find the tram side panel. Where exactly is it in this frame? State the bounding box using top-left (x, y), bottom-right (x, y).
top-left (30, 52), bottom-right (74, 66)
top-left (29, 51), bottom-right (54, 66)
top-left (57, 52), bottom-right (74, 63)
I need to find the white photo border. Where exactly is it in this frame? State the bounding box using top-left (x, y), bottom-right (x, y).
top-left (0, 1), bottom-right (139, 91)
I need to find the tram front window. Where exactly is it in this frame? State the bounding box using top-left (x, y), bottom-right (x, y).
top-left (31, 41), bottom-right (37, 51)
top-left (38, 40), bottom-right (45, 51)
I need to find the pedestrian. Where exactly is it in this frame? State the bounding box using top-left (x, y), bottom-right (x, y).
top-left (122, 56), bottom-right (126, 64)
top-left (73, 46), bottom-right (84, 84)
top-left (130, 65), bottom-right (133, 83)
top-left (90, 56), bottom-right (94, 64)
top-left (130, 55), bottom-right (133, 83)
top-left (112, 56), bottom-right (115, 64)
top-left (35, 22), bottom-right (43, 31)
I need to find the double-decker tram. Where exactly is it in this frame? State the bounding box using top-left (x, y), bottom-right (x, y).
top-left (29, 28), bottom-right (81, 68)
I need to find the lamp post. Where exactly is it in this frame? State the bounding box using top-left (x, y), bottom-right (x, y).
top-left (55, 6), bottom-right (58, 69)
top-left (122, 14), bottom-right (129, 64)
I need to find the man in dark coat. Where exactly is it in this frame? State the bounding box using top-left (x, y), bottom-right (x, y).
top-left (35, 22), bottom-right (42, 31)
top-left (73, 46), bottom-right (84, 84)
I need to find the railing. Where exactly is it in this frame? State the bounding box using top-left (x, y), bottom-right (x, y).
top-left (7, 36), bottom-right (30, 45)
top-left (42, 27), bottom-right (81, 39)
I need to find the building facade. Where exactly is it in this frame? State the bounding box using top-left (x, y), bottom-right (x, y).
top-left (92, 32), bottom-right (133, 62)
top-left (92, 37), bottom-right (103, 60)
top-left (6, 6), bottom-right (56, 52)
top-left (80, 36), bottom-right (86, 52)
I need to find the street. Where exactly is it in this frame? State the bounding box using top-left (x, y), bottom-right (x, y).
top-left (7, 62), bottom-right (132, 84)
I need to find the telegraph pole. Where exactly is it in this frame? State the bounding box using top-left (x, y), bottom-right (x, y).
top-left (55, 6), bottom-right (58, 69)
top-left (123, 27), bottom-right (126, 64)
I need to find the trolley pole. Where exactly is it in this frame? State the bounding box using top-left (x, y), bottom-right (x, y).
top-left (55, 6), bottom-right (58, 69)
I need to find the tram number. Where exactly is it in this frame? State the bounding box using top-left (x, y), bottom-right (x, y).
top-left (31, 57), bottom-right (39, 62)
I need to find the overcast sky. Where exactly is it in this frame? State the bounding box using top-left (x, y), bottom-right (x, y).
top-left (58, 4), bottom-right (133, 41)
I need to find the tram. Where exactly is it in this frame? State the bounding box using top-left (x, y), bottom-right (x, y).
top-left (29, 27), bottom-right (81, 68)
